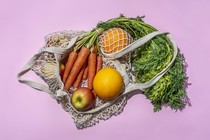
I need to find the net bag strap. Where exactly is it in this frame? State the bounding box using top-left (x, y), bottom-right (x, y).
top-left (102, 31), bottom-right (167, 58)
top-left (17, 36), bottom-right (78, 95)
top-left (17, 53), bottom-right (52, 94)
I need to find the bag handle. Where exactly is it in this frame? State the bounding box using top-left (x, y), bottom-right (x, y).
top-left (17, 36), bottom-right (78, 95)
top-left (17, 53), bottom-right (52, 94)
top-left (102, 31), bottom-right (168, 58)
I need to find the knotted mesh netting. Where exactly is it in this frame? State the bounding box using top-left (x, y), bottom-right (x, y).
top-left (99, 28), bottom-right (133, 54)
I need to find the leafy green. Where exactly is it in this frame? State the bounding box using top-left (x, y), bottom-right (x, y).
top-left (144, 53), bottom-right (189, 111)
top-left (132, 36), bottom-right (173, 83)
top-left (97, 15), bottom-right (190, 112)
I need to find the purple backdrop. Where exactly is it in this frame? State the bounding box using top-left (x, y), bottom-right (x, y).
top-left (1, 0), bottom-right (210, 140)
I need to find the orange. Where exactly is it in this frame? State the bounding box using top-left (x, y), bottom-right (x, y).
top-left (93, 67), bottom-right (124, 100)
top-left (99, 28), bottom-right (132, 54)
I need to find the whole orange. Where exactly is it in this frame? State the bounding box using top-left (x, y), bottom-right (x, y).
top-left (93, 67), bottom-right (124, 100)
top-left (99, 28), bottom-right (133, 54)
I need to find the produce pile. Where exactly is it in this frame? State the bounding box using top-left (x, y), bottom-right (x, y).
top-left (59, 15), bottom-right (189, 112)
top-left (18, 15), bottom-right (190, 128)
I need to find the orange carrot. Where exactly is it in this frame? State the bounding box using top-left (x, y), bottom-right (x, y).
top-left (93, 45), bottom-right (98, 54)
top-left (73, 61), bottom-right (87, 89)
top-left (62, 51), bottom-right (78, 83)
top-left (88, 52), bottom-right (97, 90)
top-left (82, 46), bottom-right (97, 81)
top-left (82, 65), bottom-right (88, 80)
top-left (96, 55), bottom-right (103, 72)
top-left (65, 47), bottom-right (90, 90)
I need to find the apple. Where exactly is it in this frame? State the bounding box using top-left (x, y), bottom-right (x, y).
top-left (60, 63), bottom-right (65, 79)
top-left (71, 87), bottom-right (95, 111)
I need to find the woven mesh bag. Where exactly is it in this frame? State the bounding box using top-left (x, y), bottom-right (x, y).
top-left (17, 30), bottom-right (178, 129)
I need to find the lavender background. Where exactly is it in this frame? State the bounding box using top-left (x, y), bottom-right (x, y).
top-left (1, 0), bottom-right (210, 140)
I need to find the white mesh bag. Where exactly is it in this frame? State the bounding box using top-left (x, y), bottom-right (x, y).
top-left (17, 30), bottom-right (178, 129)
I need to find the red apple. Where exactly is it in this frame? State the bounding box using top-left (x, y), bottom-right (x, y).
top-left (71, 87), bottom-right (95, 111)
top-left (60, 63), bottom-right (65, 79)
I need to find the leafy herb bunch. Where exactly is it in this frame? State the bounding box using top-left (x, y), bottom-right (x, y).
top-left (97, 15), bottom-right (190, 112)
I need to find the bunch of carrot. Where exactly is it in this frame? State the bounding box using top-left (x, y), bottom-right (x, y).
top-left (62, 46), bottom-right (103, 91)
